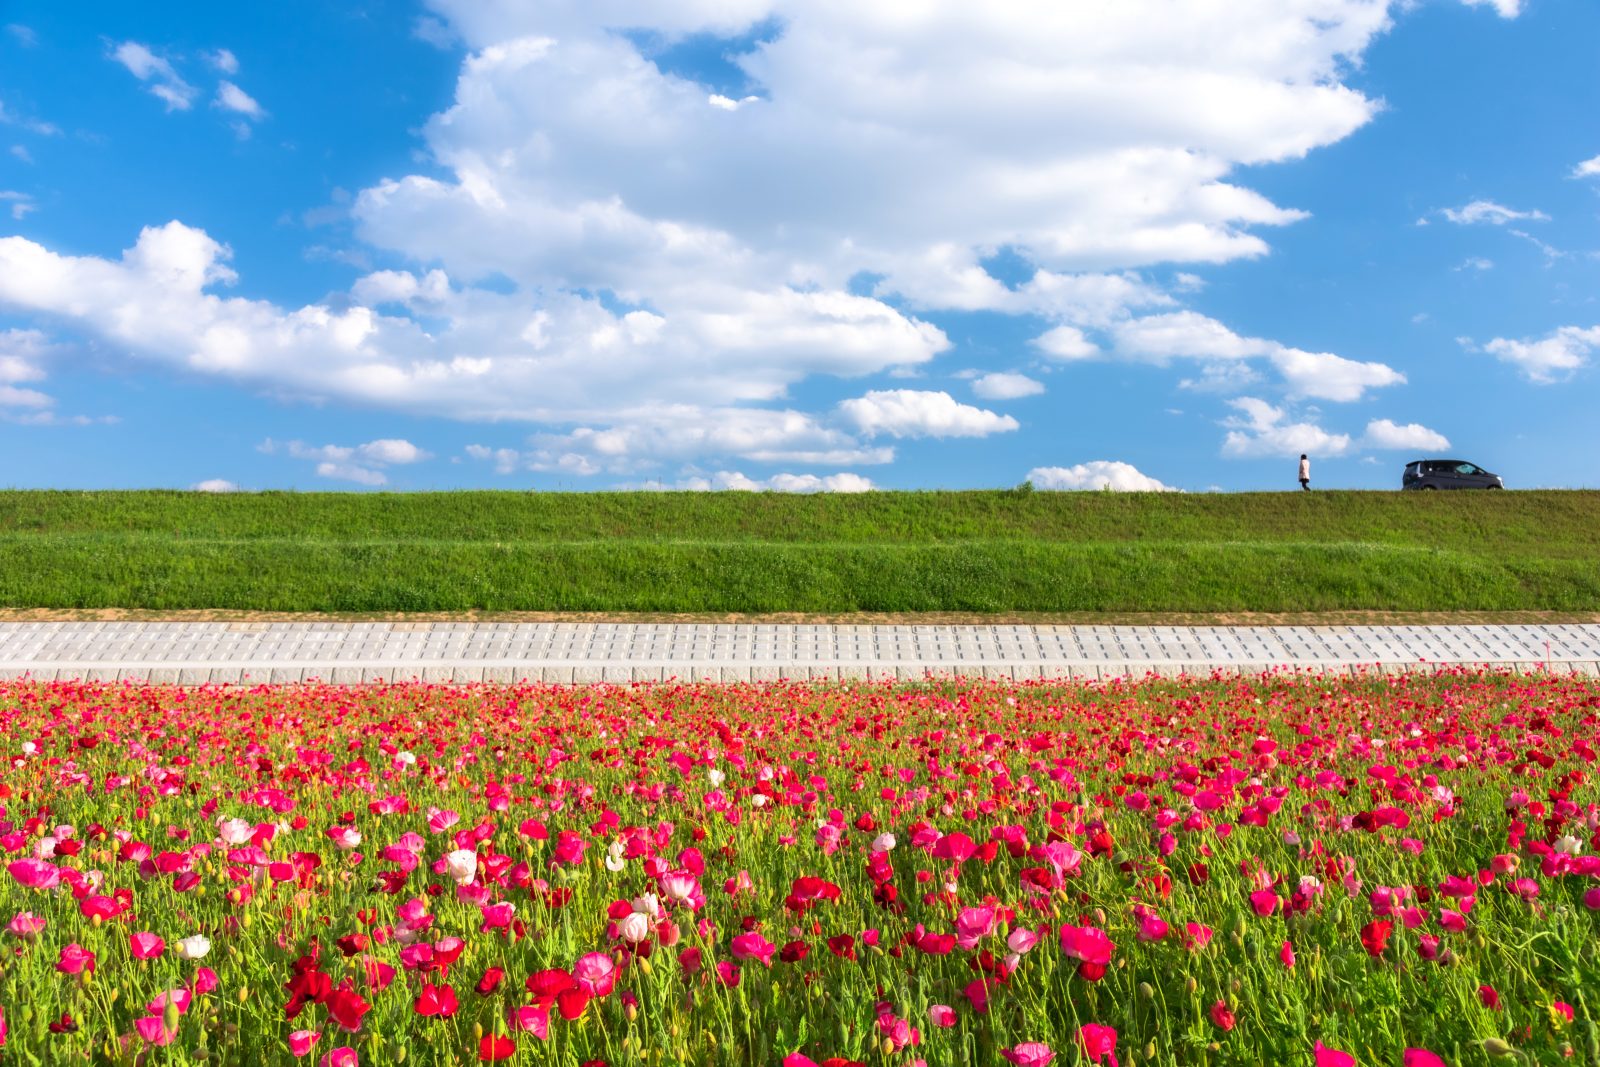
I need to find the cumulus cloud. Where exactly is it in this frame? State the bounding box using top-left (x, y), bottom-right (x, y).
top-left (1573, 155), bottom-right (1600, 179)
top-left (1220, 397), bottom-right (1352, 458)
top-left (680, 471), bottom-right (874, 493)
top-left (260, 437), bottom-right (431, 486)
top-left (1027, 461), bottom-right (1175, 491)
top-left (1112, 311), bottom-right (1402, 400)
top-left (0, 328), bottom-right (61, 410)
top-left (192, 478), bottom-right (240, 493)
top-left (839, 390), bottom-right (1019, 439)
top-left (110, 42), bottom-right (198, 111)
top-left (1362, 418), bottom-right (1450, 451)
top-left (1, 4), bottom-right (1497, 472)
top-left (970, 372), bottom-right (1044, 400)
top-left (1032, 325), bottom-right (1099, 360)
top-left (205, 49), bottom-right (240, 74)
top-left (6, 24), bottom-right (37, 47)
top-left (1439, 199), bottom-right (1549, 226)
top-left (1475, 325), bottom-right (1600, 384)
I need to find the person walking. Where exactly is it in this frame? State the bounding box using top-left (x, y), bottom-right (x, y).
top-left (1298, 454), bottom-right (1311, 491)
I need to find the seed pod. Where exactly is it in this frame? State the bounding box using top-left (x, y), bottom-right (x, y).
top-left (1138, 982), bottom-right (1155, 1000)
top-left (1482, 1037), bottom-right (1518, 1059)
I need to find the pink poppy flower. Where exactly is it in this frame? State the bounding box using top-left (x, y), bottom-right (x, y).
top-left (928, 1004), bottom-right (957, 1028)
top-left (321, 1048), bottom-right (359, 1067)
top-left (130, 932), bottom-right (166, 960)
top-left (135, 1016), bottom-right (177, 1046)
top-left (1001, 1042), bottom-right (1055, 1066)
top-left (573, 952), bottom-right (617, 997)
top-left (56, 943), bottom-right (96, 975)
top-left (289, 1030), bottom-right (321, 1058)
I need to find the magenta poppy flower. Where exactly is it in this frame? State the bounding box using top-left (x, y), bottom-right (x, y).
top-left (731, 931), bottom-right (776, 967)
top-left (1403, 1050), bottom-right (1446, 1067)
top-left (321, 1048), bottom-right (359, 1067)
top-left (928, 1004), bottom-right (957, 1028)
top-left (56, 943), bottom-right (95, 975)
top-left (1313, 1042), bottom-right (1355, 1067)
top-left (135, 1016), bottom-right (177, 1047)
top-left (1001, 1042), bottom-right (1055, 1066)
top-left (1079, 1023), bottom-right (1119, 1066)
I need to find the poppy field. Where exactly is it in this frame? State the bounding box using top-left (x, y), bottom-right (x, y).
top-left (1, 672), bottom-right (1598, 1066)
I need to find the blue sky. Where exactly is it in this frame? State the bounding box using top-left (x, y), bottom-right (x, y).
top-left (1, 0), bottom-right (1597, 492)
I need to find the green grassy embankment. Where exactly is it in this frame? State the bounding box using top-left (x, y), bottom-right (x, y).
top-left (0, 490), bottom-right (1597, 613)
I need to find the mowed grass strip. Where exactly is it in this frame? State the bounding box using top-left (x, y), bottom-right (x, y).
top-left (1, 489), bottom-right (1597, 612)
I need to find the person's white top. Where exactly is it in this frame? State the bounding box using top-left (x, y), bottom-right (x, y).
top-left (1298, 457), bottom-right (1310, 479)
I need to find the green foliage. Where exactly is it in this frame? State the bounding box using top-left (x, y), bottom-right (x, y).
top-left (0, 489), bottom-right (1597, 612)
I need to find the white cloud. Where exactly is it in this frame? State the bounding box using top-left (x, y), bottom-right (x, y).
top-left (0, 190), bottom-right (35, 221)
top-left (1220, 397), bottom-right (1353, 458)
top-left (1269, 347), bottom-right (1405, 402)
top-left (1114, 311), bottom-right (1274, 360)
top-left (205, 49), bottom-right (240, 74)
top-left (839, 389), bottom-right (1019, 439)
top-left (1362, 418), bottom-right (1449, 451)
top-left (110, 42), bottom-right (198, 112)
top-left (1027, 461), bottom-right (1175, 491)
top-left (0, 5), bottom-right (1497, 471)
top-left (466, 406), bottom-right (894, 476)
top-left (971, 372), bottom-right (1044, 400)
top-left (1476, 325), bottom-right (1600, 384)
top-left (0, 98), bottom-right (59, 136)
top-left (1455, 256), bottom-right (1493, 271)
top-left (6, 24), bottom-right (37, 46)
top-left (413, 16), bottom-right (459, 49)
top-left (215, 81), bottom-right (265, 120)
top-left (1032, 325), bottom-right (1099, 360)
top-left (260, 436), bottom-right (431, 486)
top-left (0, 328), bottom-right (59, 409)
top-left (682, 470), bottom-right (874, 493)
top-left (1459, 0), bottom-right (1522, 16)
top-left (192, 478), bottom-right (240, 493)
top-left (10, 146), bottom-right (33, 165)
top-left (1439, 199), bottom-right (1549, 226)
top-left (1113, 311), bottom-right (1402, 401)
top-left (1574, 155), bottom-right (1600, 179)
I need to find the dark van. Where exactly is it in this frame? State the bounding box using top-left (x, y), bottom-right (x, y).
top-left (1402, 459), bottom-right (1504, 490)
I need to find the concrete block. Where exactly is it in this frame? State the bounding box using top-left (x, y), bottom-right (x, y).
top-left (211, 668), bottom-right (244, 685)
top-left (572, 666), bottom-right (604, 684)
top-left (362, 667), bottom-right (394, 684)
top-left (632, 667), bottom-right (663, 683)
top-left (270, 668), bottom-right (306, 685)
top-left (146, 668), bottom-right (180, 685)
top-left (837, 665), bottom-right (869, 681)
top-left (808, 666), bottom-right (837, 682)
top-left (982, 665), bottom-right (1013, 681)
top-left (452, 667), bottom-right (485, 683)
top-left (86, 668), bottom-right (120, 682)
top-left (690, 666), bottom-right (723, 683)
top-left (180, 668), bottom-right (212, 686)
top-left (481, 666), bottom-right (517, 684)
top-left (721, 666), bottom-right (753, 683)
top-left (750, 666), bottom-right (781, 682)
top-left (421, 667), bottom-right (455, 683)
top-left (602, 667), bottom-right (632, 684)
top-left (330, 668), bottom-right (364, 685)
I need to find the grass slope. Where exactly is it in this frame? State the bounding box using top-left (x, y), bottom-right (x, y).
top-left (1, 489), bottom-right (1597, 613)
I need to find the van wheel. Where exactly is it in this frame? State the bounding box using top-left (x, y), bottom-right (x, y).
top-left (1487, 484), bottom-right (1502, 490)
top-left (1421, 485), bottom-right (1438, 491)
